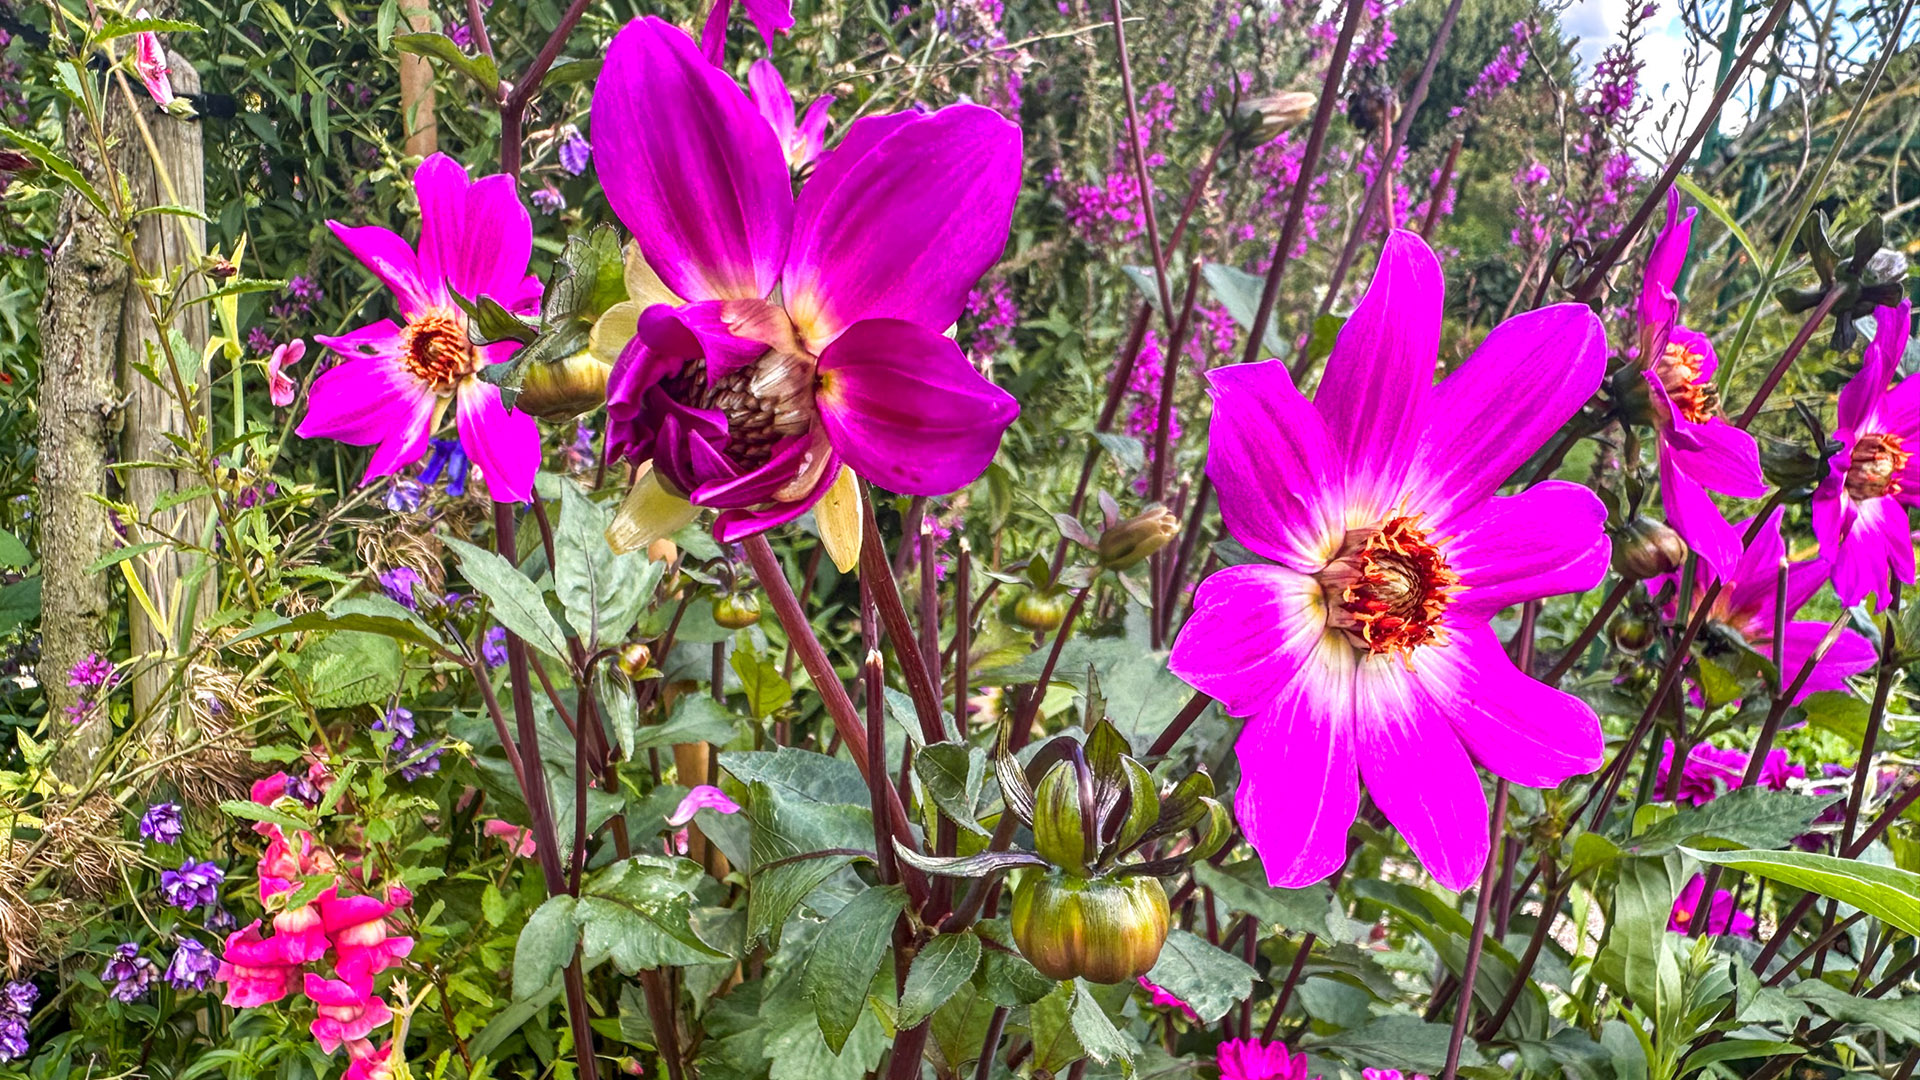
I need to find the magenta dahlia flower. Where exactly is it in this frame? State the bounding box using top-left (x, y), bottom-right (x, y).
top-left (297, 154), bottom-right (543, 503)
top-left (749, 58), bottom-right (831, 171)
top-left (1651, 507), bottom-right (1875, 702)
top-left (1169, 232), bottom-right (1610, 891)
top-left (1668, 873), bottom-right (1754, 937)
top-left (1217, 1039), bottom-right (1311, 1080)
top-left (1635, 188), bottom-right (1765, 577)
top-left (591, 17), bottom-right (1021, 543)
top-left (1657, 739), bottom-right (1802, 806)
top-left (1814, 301), bottom-right (1919, 609)
top-left (700, 0), bottom-right (793, 62)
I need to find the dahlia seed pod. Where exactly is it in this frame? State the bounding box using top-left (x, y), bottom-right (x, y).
top-left (1008, 589), bottom-right (1070, 631)
top-left (1010, 871), bottom-right (1171, 984)
top-left (711, 591), bottom-right (762, 630)
top-left (1610, 517), bottom-right (1687, 580)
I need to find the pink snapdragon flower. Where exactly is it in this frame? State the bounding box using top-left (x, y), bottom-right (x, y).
top-left (483, 819), bottom-right (538, 858)
top-left (748, 59), bottom-right (831, 171)
top-left (592, 18), bottom-right (1021, 542)
top-left (320, 890), bottom-right (415, 984)
top-left (667, 784), bottom-right (742, 827)
top-left (1136, 976), bottom-right (1199, 1023)
top-left (1170, 232), bottom-right (1610, 890)
top-left (1635, 188), bottom-right (1765, 577)
top-left (131, 15), bottom-right (173, 106)
top-left (267, 339), bottom-right (306, 407)
top-left (1218, 1039), bottom-right (1312, 1080)
top-left (215, 921), bottom-right (299, 1007)
top-left (297, 154), bottom-right (543, 503)
top-left (344, 1041), bottom-right (398, 1080)
top-left (1669, 873), bottom-right (1754, 937)
top-left (1814, 300), bottom-right (1920, 609)
top-left (271, 896), bottom-right (331, 964)
top-left (1650, 507), bottom-right (1875, 704)
top-left (305, 974), bottom-right (393, 1053)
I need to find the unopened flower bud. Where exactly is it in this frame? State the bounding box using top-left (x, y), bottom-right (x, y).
top-left (1007, 589), bottom-right (1070, 632)
top-left (1010, 871), bottom-right (1170, 984)
top-left (1032, 760), bottom-right (1092, 875)
top-left (1608, 609), bottom-right (1657, 652)
top-left (711, 591), bottom-right (762, 629)
top-left (616, 642), bottom-right (652, 678)
top-left (1610, 517), bottom-right (1687, 580)
top-left (205, 257), bottom-right (238, 281)
top-left (1098, 505), bottom-right (1179, 570)
top-left (515, 351), bottom-right (611, 421)
top-left (1234, 91), bottom-right (1317, 147)
top-left (618, 1057), bottom-right (647, 1076)
top-left (0, 150), bottom-right (36, 176)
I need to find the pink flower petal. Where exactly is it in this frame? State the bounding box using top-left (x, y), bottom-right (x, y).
top-left (455, 379), bottom-right (540, 504)
top-left (783, 105), bottom-right (1021, 349)
top-left (1201, 361), bottom-right (1345, 572)
top-left (413, 155), bottom-right (540, 313)
top-left (327, 223), bottom-right (436, 319)
top-left (591, 17), bottom-right (793, 302)
top-left (1352, 657), bottom-right (1489, 891)
top-left (668, 784), bottom-right (741, 827)
top-left (1169, 563), bottom-right (1328, 719)
top-left (814, 317), bottom-right (1018, 495)
top-left (1446, 481), bottom-right (1609, 619)
top-left (1233, 639), bottom-right (1359, 889)
top-left (1657, 445), bottom-right (1743, 581)
top-left (267, 339), bottom-right (306, 408)
top-left (295, 352), bottom-right (438, 483)
top-left (133, 29), bottom-right (174, 106)
top-left (1437, 623), bottom-right (1603, 787)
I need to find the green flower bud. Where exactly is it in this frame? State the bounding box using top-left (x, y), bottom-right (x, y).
top-left (1010, 871), bottom-right (1170, 984)
top-left (515, 351), bottom-right (612, 421)
top-left (1097, 505), bottom-right (1179, 571)
top-left (1608, 609), bottom-right (1657, 653)
top-left (615, 641), bottom-right (653, 678)
top-left (711, 591), bottom-right (762, 629)
top-left (1610, 517), bottom-right (1687, 580)
top-left (1007, 589), bottom-right (1070, 632)
top-left (1032, 760), bottom-right (1092, 875)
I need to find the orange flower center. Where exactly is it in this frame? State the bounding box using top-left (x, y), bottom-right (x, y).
top-left (402, 314), bottom-right (476, 389)
top-left (1847, 432), bottom-right (1910, 499)
top-left (1317, 514), bottom-right (1459, 658)
top-left (1657, 343), bottom-right (1719, 424)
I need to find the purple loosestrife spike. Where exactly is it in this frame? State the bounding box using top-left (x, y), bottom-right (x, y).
top-left (297, 154), bottom-right (542, 503)
top-left (68, 652), bottom-right (113, 688)
top-left (592, 18), bottom-right (1021, 547)
top-left (1645, 508), bottom-right (1875, 706)
top-left (1169, 231), bottom-right (1614, 891)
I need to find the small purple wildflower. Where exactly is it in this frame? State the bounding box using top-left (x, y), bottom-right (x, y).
top-left (101, 943), bottom-right (159, 1002)
top-left (2, 982), bottom-right (35, 1016)
top-left (420, 438), bottom-right (471, 496)
top-left (246, 326), bottom-right (275, 355)
top-left (67, 652), bottom-right (114, 688)
top-left (399, 741), bottom-right (443, 782)
top-left (481, 626), bottom-right (509, 668)
top-left (373, 705), bottom-right (416, 754)
top-left (159, 860), bottom-right (224, 910)
top-left (0, 1015), bottom-right (25, 1062)
top-left (139, 802), bottom-right (184, 845)
top-left (379, 567), bottom-right (423, 610)
top-left (386, 477), bottom-right (426, 513)
top-left (164, 939), bottom-right (218, 991)
top-left (557, 125), bottom-right (591, 176)
top-left (531, 185), bottom-right (566, 215)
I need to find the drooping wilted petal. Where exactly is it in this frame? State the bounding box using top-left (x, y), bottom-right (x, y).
top-left (592, 17), bottom-right (793, 302)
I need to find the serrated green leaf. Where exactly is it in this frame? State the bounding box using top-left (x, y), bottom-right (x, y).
top-left (444, 534), bottom-right (570, 660)
top-left (1685, 846), bottom-right (1920, 936)
top-left (1142, 928), bottom-right (1254, 1023)
top-left (899, 932), bottom-right (981, 1029)
top-left (803, 885), bottom-right (905, 1053)
top-left (513, 895), bottom-right (579, 999)
top-left (393, 31), bottom-right (500, 91)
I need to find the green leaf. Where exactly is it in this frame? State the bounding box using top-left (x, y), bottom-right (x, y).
top-left (0, 123), bottom-right (110, 218)
top-left (745, 781), bottom-right (874, 947)
top-left (1092, 432), bottom-right (1147, 472)
top-left (232, 595), bottom-right (449, 653)
top-left (1192, 860), bottom-right (1337, 936)
top-left (1607, 857), bottom-right (1683, 1025)
top-left (1029, 982), bottom-right (1086, 1076)
top-left (0, 529), bottom-right (30, 570)
top-left (1679, 1039), bottom-right (1801, 1074)
top-left (0, 577), bottom-right (40, 634)
top-left (96, 15), bottom-right (202, 39)
top-left (803, 885), bottom-right (905, 1053)
top-left (898, 932), bottom-right (982, 1028)
top-left (635, 694), bottom-right (741, 754)
top-left (1673, 174), bottom-right (1764, 272)
top-left (1631, 786), bottom-right (1836, 856)
top-left (542, 57), bottom-right (603, 87)
top-left (553, 477), bottom-right (658, 645)
top-left (915, 741), bottom-right (990, 835)
top-left (1305, 1014), bottom-right (1481, 1073)
top-left (217, 799), bottom-right (311, 835)
top-left (731, 647), bottom-right (792, 719)
top-left (451, 291), bottom-right (538, 345)
top-left (891, 847), bottom-right (1048, 878)
top-left (981, 947), bottom-right (1054, 1007)
top-left (1786, 980), bottom-right (1920, 1040)
top-left (1142, 929), bottom-right (1255, 1023)
top-left (513, 894), bottom-right (580, 999)
top-left (575, 856), bottom-right (728, 973)
top-left (85, 542), bottom-right (168, 575)
top-left (393, 32), bottom-right (501, 92)
top-left (1305, 314), bottom-right (1345, 367)
top-left (1201, 262), bottom-right (1286, 355)
top-left (1684, 846), bottom-right (1920, 936)
top-left (1068, 980), bottom-right (1135, 1075)
top-left (289, 629), bottom-right (402, 709)
top-left (721, 746), bottom-right (869, 805)
top-left (444, 535), bottom-right (571, 660)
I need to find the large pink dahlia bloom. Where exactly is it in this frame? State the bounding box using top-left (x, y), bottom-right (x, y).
top-left (1814, 300), bottom-right (1920, 609)
top-left (298, 153), bottom-right (543, 503)
top-left (1170, 231), bottom-right (1610, 891)
top-left (591, 17), bottom-right (1021, 542)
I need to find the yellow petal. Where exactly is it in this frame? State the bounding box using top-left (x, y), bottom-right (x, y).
top-left (607, 464), bottom-right (699, 555)
top-left (814, 466), bottom-right (863, 573)
top-left (624, 242), bottom-right (683, 310)
top-left (588, 301), bottom-right (641, 364)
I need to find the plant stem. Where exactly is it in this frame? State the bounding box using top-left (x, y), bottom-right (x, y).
top-left (1542, 578), bottom-right (1631, 684)
top-left (1442, 781), bottom-right (1507, 1080)
top-left (1731, 287), bottom-right (1840, 429)
top-left (1106, 0), bottom-right (1173, 325)
top-left (1147, 690), bottom-right (1214, 757)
